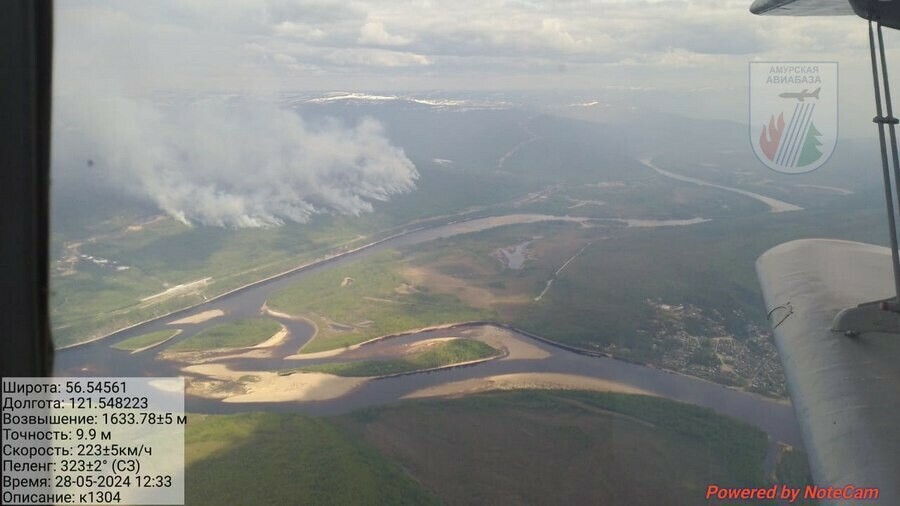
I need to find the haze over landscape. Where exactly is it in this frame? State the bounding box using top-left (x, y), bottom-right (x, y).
top-left (49, 1), bottom-right (900, 504)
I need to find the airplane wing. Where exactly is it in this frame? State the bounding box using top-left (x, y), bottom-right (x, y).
top-left (750, 0), bottom-right (855, 16)
top-left (756, 239), bottom-right (900, 502)
top-left (751, 3), bottom-right (900, 502)
top-left (750, 0), bottom-right (900, 29)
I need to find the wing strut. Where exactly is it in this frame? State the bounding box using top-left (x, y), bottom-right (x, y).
top-left (868, 19), bottom-right (900, 309)
top-left (832, 20), bottom-right (900, 333)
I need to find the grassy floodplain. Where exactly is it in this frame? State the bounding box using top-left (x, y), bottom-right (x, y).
top-left (50, 215), bottom-right (370, 348)
top-left (286, 338), bottom-right (500, 377)
top-left (341, 390), bottom-right (773, 505)
top-left (168, 318), bottom-right (281, 352)
top-left (185, 413), bottom-right (438, 505)
top-left (110, 330), bottom-right (179, 351)
top-left (267, 251), bottom-right (494, 354)
top-left (182, 390), bottom-right (790, 505)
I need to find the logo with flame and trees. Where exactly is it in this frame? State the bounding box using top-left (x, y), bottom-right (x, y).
top-left (750, 62), bottom-right (838, 174)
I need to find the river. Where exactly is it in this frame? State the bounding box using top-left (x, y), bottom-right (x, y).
top-left (640, 158), bottom-right (803, 213)
top-left (54, 213), bottom-right (802, 446)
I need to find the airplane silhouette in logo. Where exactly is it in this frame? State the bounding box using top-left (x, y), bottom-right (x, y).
top-left (778, 87), bottom-right (821, 102)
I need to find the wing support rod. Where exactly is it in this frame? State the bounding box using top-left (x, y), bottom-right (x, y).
top-left (831, 25), bottom-right (900, 334)
top-left (867, 19), bottom-right (900, 306)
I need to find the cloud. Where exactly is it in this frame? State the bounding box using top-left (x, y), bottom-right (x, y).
top-left (536, 18), bottom-right (594, 53)
top-left (54, 94), bottom-right (419, 227)
top-left (272, 52), bottom-right (299, 64)
top-left (274, 21), bottom-right (328, 41)
top-left (358, 21), bottom-right (411, 46)
top-left (53, 0), bottom-right (900, 134)
top-left (326, 47), bottom-right (431, 67)
top-left (57, 0), bottom-right (899, 93)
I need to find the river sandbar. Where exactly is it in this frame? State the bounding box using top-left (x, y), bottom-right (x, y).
top-left (183, 363), bottom-right (365, 403)
top-left (404, 373), bottom-right (655, 399)
top-left (169, 309), bottom-right (225, 325)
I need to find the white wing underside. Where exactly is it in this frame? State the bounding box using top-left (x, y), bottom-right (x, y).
top-left (751, 0), bottom-right (856, 16)
top-left (756, 239), bottom-right (900, 504)
top-left (750, 0), bottom-right (900, 29)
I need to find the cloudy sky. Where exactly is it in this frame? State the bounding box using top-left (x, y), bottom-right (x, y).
top-left (51, 1), bottom-right (900, 227)
top-left (55, 1), bottom-right (900, 124)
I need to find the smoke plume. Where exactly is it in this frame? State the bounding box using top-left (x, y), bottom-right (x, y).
top-left (53, 95), bottom-right (418, 227)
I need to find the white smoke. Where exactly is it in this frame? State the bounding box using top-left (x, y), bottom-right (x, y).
top-left (53, 95), bottom-right (418, 227)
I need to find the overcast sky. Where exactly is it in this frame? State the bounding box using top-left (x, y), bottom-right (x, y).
top-left (55, 1), bottom-right (899, 127)
top-left (51, 1), bottom-right (900, 226)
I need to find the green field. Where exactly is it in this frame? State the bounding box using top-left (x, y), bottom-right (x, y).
top-left (169, 318), bottom-right (281, 351)
top-left (183, 390), bottom-right (794, 505)
top-left (110, 330), bottom-right (178, 351)
top-left (339, 390), bottom-right (776, 505)
top-left (185, 413), bottom-right (438, 505)
top-left (268, 251), bottom-right (494, 354)
top-left (288, 338), bottom-right (500, 377)
top-left (50, 215), bottom-right (370, 348)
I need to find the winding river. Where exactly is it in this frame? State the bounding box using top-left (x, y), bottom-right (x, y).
top-left (54, 213), bottom-right (802, 446)
top-left (639, 158), bottom-right (803, 213)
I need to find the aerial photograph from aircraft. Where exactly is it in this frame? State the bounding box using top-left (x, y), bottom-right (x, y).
top-left (10, 0), bottom-right (899, 504)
